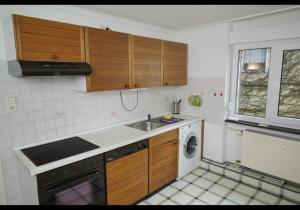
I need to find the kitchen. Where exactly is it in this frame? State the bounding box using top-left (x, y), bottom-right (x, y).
top-left (0, 4), bottom-right (300, 205)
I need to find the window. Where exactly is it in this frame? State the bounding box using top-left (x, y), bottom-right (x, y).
top-left (278, 49), bottom-right (300, 119)
top-left (229, 41), bottom-right (300, 130)
top-left (236, 48), bottom-right (271, 118)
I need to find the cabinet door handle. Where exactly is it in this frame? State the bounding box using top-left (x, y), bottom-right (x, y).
top-left (124, 84), bottom-right (128, 88)
top-left (134, 84), bottom-right (138, 88)
top-left (165, 82), bottom-right (168, 86)
top-left (51, 54), bottom-right (59, 60)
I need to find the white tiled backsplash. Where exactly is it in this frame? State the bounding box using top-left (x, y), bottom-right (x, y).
top-left (0, 59), bottom-right (225, 204)
top-left (173, 77), bottom-right (225, 124)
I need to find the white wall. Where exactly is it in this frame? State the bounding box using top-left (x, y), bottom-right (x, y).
top-left (0, 161), bottom-right (7, 205)
top-left (175, 23), bottom-right (230, 163)
top-left (0, 21), bottom-right (5, 60)
top-left (0, 5), bottom-right (178, 204)
top-left (232, 8), bottom-right (300, 32)
top-left (177, 23), bottom-right (230, 78)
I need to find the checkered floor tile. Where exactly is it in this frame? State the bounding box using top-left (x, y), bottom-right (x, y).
top-left (138, 167), bottom-right (299, 205)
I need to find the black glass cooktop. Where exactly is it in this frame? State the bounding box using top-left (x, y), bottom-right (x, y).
top-left (21, 137), bottom-right (99, 166)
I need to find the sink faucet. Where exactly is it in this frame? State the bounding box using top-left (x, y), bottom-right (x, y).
top-left (148, 113), bottom-right (151, 122)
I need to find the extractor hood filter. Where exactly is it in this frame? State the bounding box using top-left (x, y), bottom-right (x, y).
top-left (7, 60), bottom-right (92, 76)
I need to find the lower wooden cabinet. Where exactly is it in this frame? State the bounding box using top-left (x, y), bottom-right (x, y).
top-left (105, 129), bottom-right (179, 204)
top-left (149, 130), bottom-right (179, 193)
top-left (106, 149), bottom-right (148, 205)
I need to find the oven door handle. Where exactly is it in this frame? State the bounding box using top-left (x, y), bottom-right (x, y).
top-left (47, 170), bottom-right (100, 193)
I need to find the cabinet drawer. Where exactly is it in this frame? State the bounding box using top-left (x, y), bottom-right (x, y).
top-left (149, 129), bottom-right (178, 148)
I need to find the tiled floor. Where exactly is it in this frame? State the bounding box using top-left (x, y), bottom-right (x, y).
top-left (138, 167), bottom-right (299, 205)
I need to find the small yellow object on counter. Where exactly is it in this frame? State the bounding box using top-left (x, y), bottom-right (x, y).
top-left (163, 114), bottom-right (173, 120)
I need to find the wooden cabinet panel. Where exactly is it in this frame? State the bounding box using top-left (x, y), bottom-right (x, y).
top-left (149, 129), bottom-right (178, 148)
top-left (106, 149), bottom-right (148, 205)
top-left (13, 14), bottom-right (85, 62)
top-left (12, 14), bottom-right (188, 91)
top-left (85, 27), bottom-right (131, 91)
top-left (163, 41), bottom-right (188, 86)
top-left (131, 35), bottom-right (163, 88)
top-left (149, 139), bottom-right (179, 193)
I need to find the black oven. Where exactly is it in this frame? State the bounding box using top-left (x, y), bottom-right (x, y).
top-left (37, 154), bottom-right (106, 205)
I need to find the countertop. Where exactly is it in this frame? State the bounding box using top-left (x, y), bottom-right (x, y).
top-left (13, 113), bottom-right (202, 176)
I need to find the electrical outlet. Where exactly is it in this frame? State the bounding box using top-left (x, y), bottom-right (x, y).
top-left (7, 96), bottom-right (17, 112)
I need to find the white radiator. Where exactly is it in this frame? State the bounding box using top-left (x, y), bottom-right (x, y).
top-left (241, 130), bottom-right (300, 184)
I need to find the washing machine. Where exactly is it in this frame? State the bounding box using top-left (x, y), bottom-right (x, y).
top-left (177, 121), bottom-right (201, 179)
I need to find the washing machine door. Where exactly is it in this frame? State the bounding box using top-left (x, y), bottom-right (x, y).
top-left (184, 132), bottom-right (199, 159)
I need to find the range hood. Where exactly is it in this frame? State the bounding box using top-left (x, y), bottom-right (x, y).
top-left (7, 60), bottom-right (92, 76)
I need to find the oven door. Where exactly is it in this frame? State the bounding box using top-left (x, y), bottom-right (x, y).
top-left (39, 169), bottom-right (106, 205)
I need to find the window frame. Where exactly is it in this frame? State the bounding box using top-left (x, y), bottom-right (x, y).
top-left (228, 40), bottom-right (300, 130)
top-left (268, 43), bottom-right (300, 127)
top-left (229, 42), bottom-right (272, 125)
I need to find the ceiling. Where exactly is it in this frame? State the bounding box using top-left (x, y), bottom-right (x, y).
top-left (77, 5), bottom-right (298, 30)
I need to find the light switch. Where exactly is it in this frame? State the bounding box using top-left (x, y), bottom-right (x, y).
top-left (7, 96), bottom-right (17, 112)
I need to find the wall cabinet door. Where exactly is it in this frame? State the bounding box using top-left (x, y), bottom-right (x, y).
top-left (149, 139), bottom-right (178, 193)
top-left (13, 14), bottom-right (85, 62)
top-left (85, 27), bottom-right (131, 91)
top-left (163, 41), bottom-right (188, 86)
top-left (131, 35), bottom-right (163, 88)
top-left (106, 149), bottom-right (148, 205)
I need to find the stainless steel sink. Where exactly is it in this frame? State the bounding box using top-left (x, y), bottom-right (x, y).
top-left (126, 116), bottom-right (184, 131)
top-left (126, 120), bottom-right (165, 131)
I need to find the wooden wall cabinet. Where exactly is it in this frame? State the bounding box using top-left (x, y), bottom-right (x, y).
top-left (12, 14), bottom-right (85, 62)
top-left (85, 27), bottom-right (131, 91)
top-left (163, 41), bottom-right (188, 86)
top-left (10, 14), bottom-right (188, 91)
top-left (131, 35), bottom-right (163, 88)
top-left (149, 129), bottom-right (179, 193)
top-left (106, 149), bottom-right (148, 205)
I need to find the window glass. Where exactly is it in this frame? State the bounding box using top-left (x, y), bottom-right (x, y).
top-left (278, 49), bottom-right (300, 119)
top-left (235, 48), bottom-right (271, 118)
